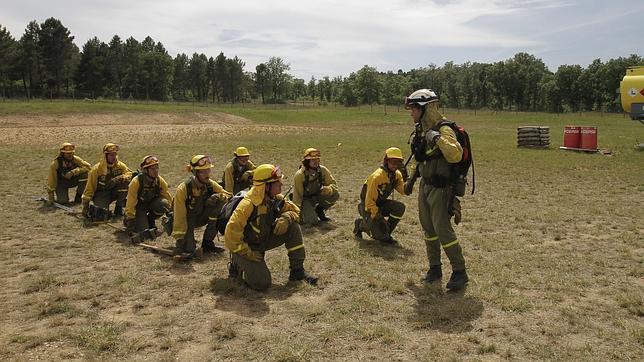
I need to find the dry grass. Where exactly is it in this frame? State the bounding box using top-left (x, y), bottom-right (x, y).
top-left (0, 103), bottom-right (642, 360)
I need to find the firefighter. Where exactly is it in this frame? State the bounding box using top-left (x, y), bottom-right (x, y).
top-left (222, 146), bottom-right (256, 195)
top-left (172, 155), bottom-right (231, 255)
top-left (292, 148), bottom-right (340, 226)
top-left (81, 143), bottom-right (133, 220)
top-left (46, 142), bottom-right (91, 205)
top-left (123, 155), bottom-right (173, 236)
top-left (404, 88), bottom-right (468, 291)
top-left (225, 163), bottom-right (318, 291)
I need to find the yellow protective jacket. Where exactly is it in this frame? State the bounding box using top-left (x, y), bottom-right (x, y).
top-left (82, 157), bottom-right (133, 202)
top-left (223, 158), bottom-right (256, 193)
top-left (171, 178), bottom-right (230, 240)
top-left (224, 184), bottom-right (300, 254)
top-left (292, 165), bottom-right (337, 206)
top-left (363, 167), bottom-right (404, 219)
top-left (417, 116), bottom-right (463, 180)
top-left (124, 174), bottom-right (173, 219)
top-left (47, 155), bottom-right (91, 192)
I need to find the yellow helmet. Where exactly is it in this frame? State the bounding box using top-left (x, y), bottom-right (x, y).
top-left (384, 147), bottom-right (404, 160)
top-left (59, 142), bottom-right (75, 153)
top-left (140, 155), bottom-right (159, 169)
top-left (189, 154), bottom-right (214, 171)
top-left (103, 143), bottom-right (119, 154)
top-left (303, 148), bottom-right (321, 160)
top-left (234, 147), bottom-right (250, 157)
top-left (253, 164), bottom-right (283, 185)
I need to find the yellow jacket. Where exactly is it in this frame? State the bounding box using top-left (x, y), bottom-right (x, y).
top-left (426, 122), bottom-right (463, 163)
top-left (223, 159), bottom-right (256, 193)
top-left (292, 165), bottom-right (337, 206)
top-left (47, 155), bottom-right (91, 192)
top-left (224, 184), bottom-right (300, 254)
top-left (124, 174), bottom-right (173, 219)
top-left (172, 178), bottom-right (230, 240)
top-left (364, 167), bottom-right (404, 219)
top-left (82, 157), bottom-right (132, 202)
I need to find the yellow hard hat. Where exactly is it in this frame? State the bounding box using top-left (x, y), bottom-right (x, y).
top-left (303, 148), bottom-right (321, 160)
top-left (385, 147), bottom-right (404, 160)
top-left (59, 142), bottom-right (75, 153)
top-left (140, 155), bottom-right (159, 169)
top-left (234, 147), bottom-right (250, 157)
top-left (189, 154), bottom-right (214, 171)
top-left (103, 143), bottom-right (119, 154)
top-left (253, 164), bottom-right (283, 185)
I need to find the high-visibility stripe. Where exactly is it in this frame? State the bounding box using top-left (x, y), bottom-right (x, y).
top-left (250, 223), bottom-right (260, 234)
top-left (208, 216), bottom-right (218, 221)
top-left (232, 245), bottom-right (244, 253)
top-left (287, 244), bottom-right (304, 253)
top-left (425, 235), bottom-right (438, 241)
top-left (389, 213), bottom-right (402, 220)
top-left (442, 239), bottom-right (459, 248)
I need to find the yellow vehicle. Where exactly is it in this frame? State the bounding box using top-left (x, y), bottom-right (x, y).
top-left (620, 66), bottom-right (644, 121)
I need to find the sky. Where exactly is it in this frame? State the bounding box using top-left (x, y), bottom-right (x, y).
top-left (3, 0), bottom-right (643, 80)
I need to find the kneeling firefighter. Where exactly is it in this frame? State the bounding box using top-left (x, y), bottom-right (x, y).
top-left (171, 155), bottom-right (232, 255)
top-left (225, 164), bottom-right (318, 291)
top-left (123, 155), bottom-right (173, 237)
top-left (291, 148), bottom-right (340, 225)
top-left (404, 88), bottom-right (468, 291)
top-left (81, 143), bottom-right (133, 220)
top-left (222, 146), bottom-right (256, 195)
top-left (353, 147), bottom-right (406, 244)
top-left (46, 142), bottom-right (91, 205)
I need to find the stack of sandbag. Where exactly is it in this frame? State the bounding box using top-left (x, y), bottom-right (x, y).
top-left (517, 126), bottom-right (550, 148)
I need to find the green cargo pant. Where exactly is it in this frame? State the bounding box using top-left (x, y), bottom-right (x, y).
top-left (93, 187), bottom-right (127, 211)
top-left (231, 222), bottom-right (306, 291)
top-left (56, 174), bottom-right (87, 204)
top-left (357, 199), bottom-right (405, 241)
top-left (300, 190), bottom-right (340, 226)
top-left (134, 198), bottom-right (170, 233)
top-left (177, 195), bottom-right (227, 254)
top-left (418, 178), bottom-right (466, 271)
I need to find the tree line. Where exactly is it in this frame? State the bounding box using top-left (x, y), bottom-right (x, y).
top-left (1, 18), bottom-right (642, 112)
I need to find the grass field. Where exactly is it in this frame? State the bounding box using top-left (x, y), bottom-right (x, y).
top-left (0, 100), bottom-right (642, 360)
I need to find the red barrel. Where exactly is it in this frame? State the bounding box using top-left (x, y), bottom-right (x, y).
top-left (563, 126), bottom-right (581, 148)
top-left (580, 126), bottom-right (597, 150)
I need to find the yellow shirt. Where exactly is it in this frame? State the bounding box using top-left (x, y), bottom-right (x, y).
top-left (364, 167), bottom-right (404, 219)
top-left (124, 175), bottom-right (173, 219)
top-left (223, 159), bottom-right (256, 193)
top-left (292, 165), bottom-right (337, 206)
top-left (47, 155), bottom-right (91, 192)
top-left (82, 158), bottom-right (132, 202)
top-left (171, 178), bottom-right (229, 239)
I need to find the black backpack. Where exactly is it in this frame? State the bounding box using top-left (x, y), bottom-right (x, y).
top-left (434, 120), bottom-right (475, 195)
top-left (216, 191), bottom-right (256, 235)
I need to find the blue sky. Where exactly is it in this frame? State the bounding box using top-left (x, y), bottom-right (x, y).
top-left (3, 0), bottom-right (643, 79)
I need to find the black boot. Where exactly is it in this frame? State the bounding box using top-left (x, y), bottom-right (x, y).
top-left (73, 193), bottom-right (82, 204)
top-left (202, 239), bottom-right (225, 254)
top-left (289, 268), bottom-right (318, 285)
top-left (228, 260), bottom-right (239, 279)
top-left (446, 270), bottom-right (469, 291)
top-left (353, 218), bottom-right (363, 239)
top-left (315, 205), bottom-right (331, 222)
top-left (113, 203), bottom-right (123, 217)
top-left (424, 265), bottom-right (442, 282)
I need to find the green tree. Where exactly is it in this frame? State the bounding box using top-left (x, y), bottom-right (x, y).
top-left (75, 37), bottom-right (107, 98)
top-left (105, 35), bottom-right (124, 98)
top-left (38, 18), bottom-right (76, 98)
top-left (266, 57), bottom-right (291, 102)
top-left (355, 65), bottom-right (380, 105)
top-left (0, 25), bottom-right (19, 98)
top-left (18, 20), bottom-right (42, 98)
top-left (255, 63), bottom-right (268, 103)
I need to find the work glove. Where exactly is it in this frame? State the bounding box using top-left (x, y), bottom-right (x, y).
top-left (123, 217), bottom-right (136, 234)
top-left (107, 174), bottom-right (131, 188)
top-left (426, 130), bottom-right (442, 148)
top-left (47, 192), bottom-right (55, 206)
top-left (400, 167), bottom-right (409, 182)
top-left (273, 211), bottom-right (297, 235)
top-left (81, 200), bottom-right (90, 218)
top-left (240, 170), bottom-right (253, 183)
top-left (63, 171), bottom-right (74, 180)
top-left (404, 177), bottom-right (416, 196)
top-left (237, 244), bottom-right (263, 262)
top-left (452, 197), bottom-right (462, 225)
top-left (320, 185), bottom-right (334, 197)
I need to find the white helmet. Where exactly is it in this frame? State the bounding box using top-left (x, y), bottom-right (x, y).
top-left (404, 89), bottom-right (439, 109)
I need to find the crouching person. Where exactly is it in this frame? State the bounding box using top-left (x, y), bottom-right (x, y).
top-left (292, 148), bottom-right (340, 226)
top-left (82, 143), bottom-right (133, 220)
top-left (47, 142), bottom-right (91, 205)
top-left (353, 147), bottom-right (406, 244)
top-left (225, 164), bottom-right (318, 291)
top-left (172, 155), bottom-right (231, 256)
top-left (123, 155), bottom-right (173, 238)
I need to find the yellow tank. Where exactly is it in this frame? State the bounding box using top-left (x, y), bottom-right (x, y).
top-left (620, 66), bottom-right (644, 120)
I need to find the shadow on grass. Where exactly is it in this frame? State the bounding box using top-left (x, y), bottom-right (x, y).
top-left (209, 277), bottom-right (301, 318)
top-left (407, 281), bottom-right (483, 333)
top-left (355, 237), bottom-right (414, 260)
top-left (301, 222), bottom-right (338, 236)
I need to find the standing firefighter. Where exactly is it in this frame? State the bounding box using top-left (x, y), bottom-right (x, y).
top-left (172, 155), bottom-right (231, 255)
top-left (46, 143), bottom-right (91, 205)
top-left (404, 89), bottom-right (468, 291)
top-left (225, 164), bottom-right (318, 291)
top-left (81, 143), bottom-right (133, 220)
top-left (123, 155), bottom-right (173, 236)
top-left (292, 148), bottom-right (340, 225)
top-left (222, 147), bottom-right (256, 195)
top-left (353, 147), bottom-right (406, 244)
